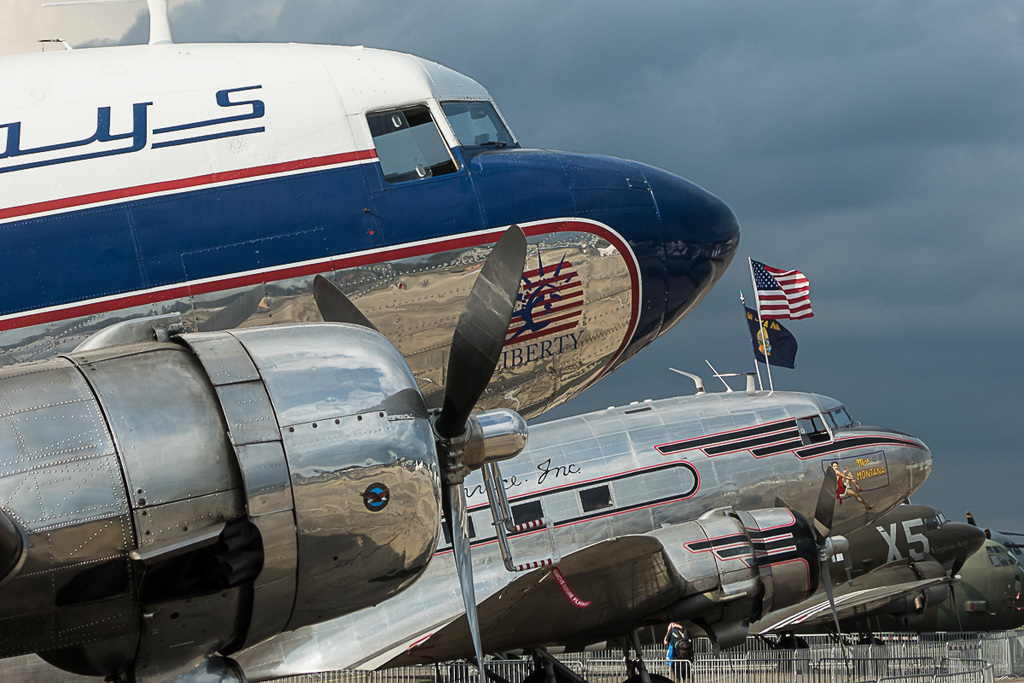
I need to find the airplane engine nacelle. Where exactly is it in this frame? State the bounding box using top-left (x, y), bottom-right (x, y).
top-left (0, 324), bottom-right (441, 680)
top-left (875, 559), bottom-right (950, 616)
top-left (653, 507), bottom-right (818, 648)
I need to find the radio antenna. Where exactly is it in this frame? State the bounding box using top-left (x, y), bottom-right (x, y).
top-left (43, 0), bottom-right (173, 45)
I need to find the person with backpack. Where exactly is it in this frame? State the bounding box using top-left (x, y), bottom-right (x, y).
top-left (663, 622), bottom-right (693, 680)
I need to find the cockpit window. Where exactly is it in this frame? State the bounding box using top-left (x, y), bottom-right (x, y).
top-left (797, 415), bottom-right (830, 445)
top-left (441, 101), bottom-right (514, 148)
top-left (827, 406), bottom-right (854, 430)
top-left (988, 545), bottom-right (1018, 567)
top-left (367, 105), bottom-right (458, 183)
top-left (923, 515), bottom-right (941, 531)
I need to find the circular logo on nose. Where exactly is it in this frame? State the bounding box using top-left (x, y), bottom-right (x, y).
top-left (362, 483), bottom-right (390, 511)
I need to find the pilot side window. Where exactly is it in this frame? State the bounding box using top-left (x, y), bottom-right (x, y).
top-left (511, 500), bottom-right (543, 527)
top-left (829, 406), bottom-right (855, 430)
top-left (797, 415), bottom-right (830, 445)
top-left (441, 101), bottom-right (514, 148)
top-left (366, 105), bottom-right (458, 183)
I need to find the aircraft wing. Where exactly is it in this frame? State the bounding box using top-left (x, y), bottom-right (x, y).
top-left (752, 558), bottom-right (950, 633)
top-left (385, 535), bottom-right (686, 667)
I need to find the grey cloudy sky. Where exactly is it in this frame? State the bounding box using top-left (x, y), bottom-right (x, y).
top-left (6, 1), bottom-right (1023, 531)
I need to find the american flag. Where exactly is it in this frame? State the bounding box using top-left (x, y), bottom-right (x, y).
top-left (751, 259), bottom-right (813, 320)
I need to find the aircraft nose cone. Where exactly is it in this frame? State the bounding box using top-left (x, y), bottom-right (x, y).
top-left (962, 523), bottom-right (988, 558)
top-left (643, 165), bottom-right (740, 333)
top-left (911, 437), bottom-right (933, 490)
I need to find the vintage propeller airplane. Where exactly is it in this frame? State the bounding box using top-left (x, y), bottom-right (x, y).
top-left (0, 1), bottom-right (739, 681)
top-left (966, 510), bottom-right (1024, 566)
top-left (752, 503), bottom-right (987, 635)
top-left (222, 375), bottom-right (933, 681)
top-left (891, 510), bottom-right (1024, 632)
top-left (895, 538), bottom-right (1024, 632)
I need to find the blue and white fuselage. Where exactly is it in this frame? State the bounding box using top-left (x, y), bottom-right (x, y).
top-left (0, 42), bottom-right (738, 419)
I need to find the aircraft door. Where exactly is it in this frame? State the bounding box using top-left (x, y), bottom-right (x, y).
top-left (359, 104), bottom-right (485, 401)
top-left (362, 104), bottom-right (483, 242)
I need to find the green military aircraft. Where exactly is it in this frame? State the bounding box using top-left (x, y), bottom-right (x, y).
top-left (752, 503), bottom-right (1021, 634)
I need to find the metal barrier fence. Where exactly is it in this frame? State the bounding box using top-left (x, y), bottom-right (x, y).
top-left (272, 631), bottom-right (1020, 683)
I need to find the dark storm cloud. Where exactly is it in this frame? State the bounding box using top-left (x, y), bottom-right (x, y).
top-left (109, 0), bottom-right (1023, 529)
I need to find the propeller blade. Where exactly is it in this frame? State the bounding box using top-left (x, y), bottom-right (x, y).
top-left (819, 538), bottom-right (850, 670)
top-left (820, 552), bottom-right (843, 635)
top-left (312, 274), bottom-right (379, 331)
top-left (814, 464), bottom-right (839, 541)
top-left (950, 580), bottom-right (964, 631)
top-left (444, 482), bottom-right (485, 682)
top-left (435, 225), bottom-right (527, 438)
top-left (820, 554), bottom-right (849, 667)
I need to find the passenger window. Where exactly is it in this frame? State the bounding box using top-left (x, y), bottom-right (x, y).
top-left (579, 485), bottom-right (613, 513)
top-left (511, 500), bottom-right (543, 527)
top-left (367, 105), bottom-right (458, 183)
top-left (441, 101), bottom-right (514, 148)
top-left (797, 415), bottom-right (830, 445)
top-left (440, 514), bottom-right (477, 544)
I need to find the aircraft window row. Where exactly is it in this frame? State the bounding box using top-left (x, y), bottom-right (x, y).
top-left (579, 485), bottom-right (613, 513)
top-left (441, 460), bottom-right (703, 549)
top-left (797, 415), bottom-right (830, 445)
top-left (366, 105), bottom-right (458, 183)
top-left (987, 545), bottom-right (1019, 567)
top-left (441, 101), bottom-right (514, 148)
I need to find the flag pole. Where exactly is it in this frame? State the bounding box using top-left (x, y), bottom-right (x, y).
top-left (748, 257), bottom-right (774, 393)
top-left (739, 290), bottom-right (764, 392)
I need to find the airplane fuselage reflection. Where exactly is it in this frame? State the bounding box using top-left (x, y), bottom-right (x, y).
top-left (0, 43), bottom-right (739, 421)
top-left (235, 388), bottom-right (932, 677)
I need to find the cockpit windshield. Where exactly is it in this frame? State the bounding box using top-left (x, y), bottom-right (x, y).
top-left (826, 406), bottom-right (854, 431)
top-left (441, 101), bottom-right (514, 148)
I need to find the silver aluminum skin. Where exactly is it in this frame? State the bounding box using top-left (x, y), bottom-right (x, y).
top-left (0, 324), bottom-right (441, 680)
top-left (236, 389), bottom-right (932, 678)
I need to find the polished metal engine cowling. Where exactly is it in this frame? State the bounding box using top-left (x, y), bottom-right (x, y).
top-left (191, 325), bottom-right (442, 632)
top-left (651, 507), bottom-right (818, 648)
top-left (0, 323), bottom-right (441, 680)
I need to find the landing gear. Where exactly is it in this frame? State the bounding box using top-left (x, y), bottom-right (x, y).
top-left (522, 628), bottom-right (671, 683)
top-left (620, 628), bottom-right (671, 683)
top-left (522, 649), bottom-right (586, 683)
top-left (623, 676), bottom-right (673, 683)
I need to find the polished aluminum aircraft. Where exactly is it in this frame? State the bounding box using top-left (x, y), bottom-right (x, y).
top-left (0, 12), bottom-right (738, 421)
top-left (227, 378), bottom-right (933, 680)
top-left (0, 2), bottom-right (739, 681)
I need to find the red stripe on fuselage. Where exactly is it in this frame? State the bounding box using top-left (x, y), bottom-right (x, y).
top-left (0, 220), bottom-right (641, 380)
top-left (0, 149), bottom-right (378, 222)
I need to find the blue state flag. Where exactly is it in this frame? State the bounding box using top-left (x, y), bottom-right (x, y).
top-left (746, 307), bottom-right (797, 369)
